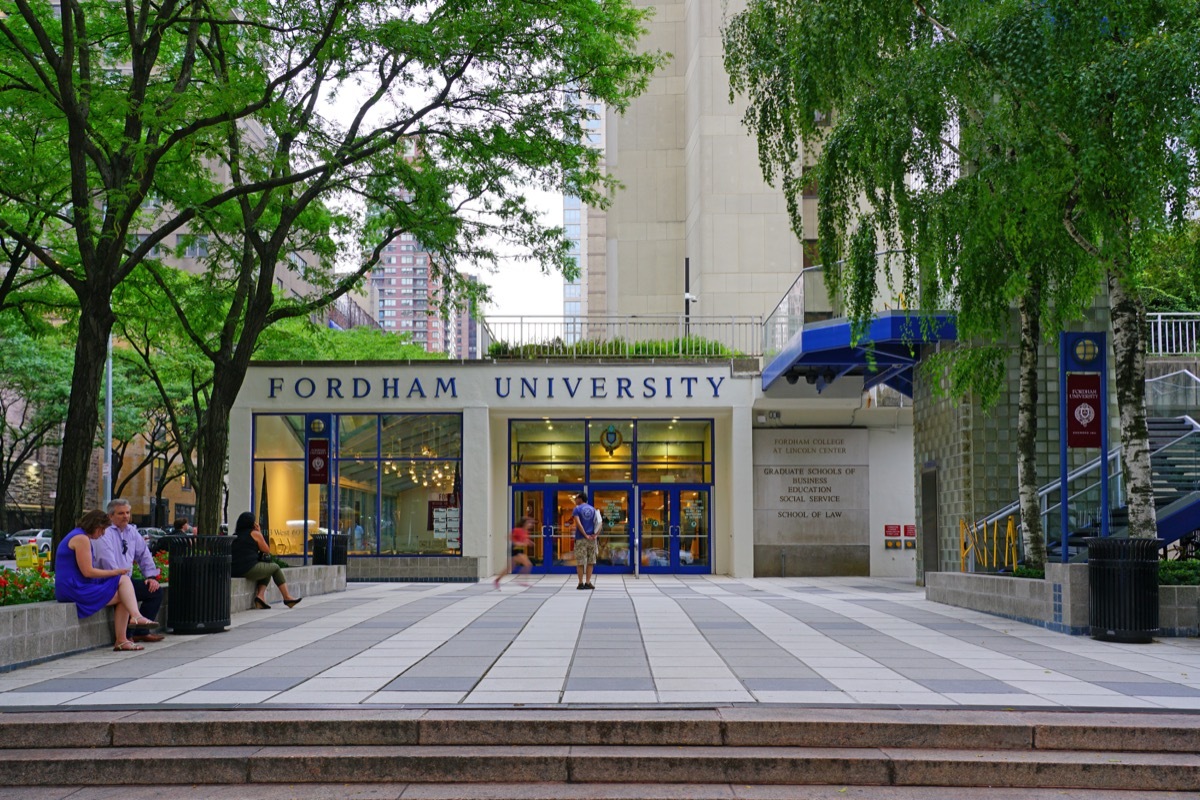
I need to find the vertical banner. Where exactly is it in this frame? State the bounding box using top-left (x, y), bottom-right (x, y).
top-left (306, 438), bottom-right (330, 484)
top-left (1066, 373), bottom-right (1102, 448)
top-left (1059, 333), bottom-right (1110, 561)
top-left (305, 413), bottom-right (333, 566)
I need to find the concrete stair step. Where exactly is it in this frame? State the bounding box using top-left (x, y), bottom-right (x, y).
top-left (0, 785), bottom-right (1193, 800)
top-left (3, 743), bottom-right (1200, 790)
top-left (4, 709), bottom-right (1199, 753)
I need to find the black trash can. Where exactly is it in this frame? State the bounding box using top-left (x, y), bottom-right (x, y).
top-left (1086, 536), bottom-right (1161, 643)
top-left (311, 533), bottom-right (348, 566)
top-left (165, 535), bottom-right (232, 634)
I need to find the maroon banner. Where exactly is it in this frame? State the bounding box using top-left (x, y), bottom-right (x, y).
top-left (307, 438), bottom-right (330, 484)
top-left (1066, 373), bottom-right (1102, 448)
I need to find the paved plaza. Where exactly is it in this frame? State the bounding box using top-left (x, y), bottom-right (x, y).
top-left (2, 576), bottom-right (1199, 710)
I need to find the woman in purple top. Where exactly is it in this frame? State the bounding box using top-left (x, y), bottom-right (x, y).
top-left (55, 509), bottom-right (160, 651)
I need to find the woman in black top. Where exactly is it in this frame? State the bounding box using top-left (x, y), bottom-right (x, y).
top-left (231, 511), bottom-right (301, 610)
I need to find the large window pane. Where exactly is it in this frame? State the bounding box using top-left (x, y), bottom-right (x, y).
top-left (253, 460), bottom-right (307, 556)
top-left (337, 460), bottom-right (378, 554)
top-left (636, 420), bottom-right (712, 483)
top-left (380, 459), bottom-right (460, 554)
top-left (254, 415), bottom-right (305, 459)
top-left (589, 420), bottom-right (633, 482)
top-left (382, 414), bottom-right (462, 459)
top-left (339, 415), bottom-right (379, 458)
top-left (511, 420), bottom-right (585, 483)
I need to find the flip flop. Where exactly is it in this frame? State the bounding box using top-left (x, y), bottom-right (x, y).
top-left (130, 617), bottom-right (160, 629)
top-left (113, 641), bottom-right (144, 651)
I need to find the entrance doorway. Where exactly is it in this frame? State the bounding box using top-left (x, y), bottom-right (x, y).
top-left (638, 487), bottom-right (711, 573)
top-left (510, 485), bottom-right (711, 575)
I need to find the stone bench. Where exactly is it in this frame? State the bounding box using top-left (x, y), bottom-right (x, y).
top-left (0, 565), bottom-right (345, 673)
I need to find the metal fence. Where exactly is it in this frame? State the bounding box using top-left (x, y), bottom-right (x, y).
top-left (1148, 313), bottom-right (1200, 356)
top-left (482, 315), bottom-right (763, 358)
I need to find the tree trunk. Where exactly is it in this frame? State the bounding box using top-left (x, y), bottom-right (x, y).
top-left (1017, 289), bottom-right (1045, 568)
top-left (52, 298), bottom-right (114, 559)
top-left (1108, 269), bottom-right (1156, 538)
top-left (195, 393), bottom-right (232, 538)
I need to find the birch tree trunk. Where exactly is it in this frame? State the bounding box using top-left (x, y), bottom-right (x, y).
top-left (1108, 269), bottom-right (1157, 538)
top-left (1017, 286), bottom-right (1045, 567)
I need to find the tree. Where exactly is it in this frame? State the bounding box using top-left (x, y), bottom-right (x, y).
top-left (0, 317), bottom-right (72, 529)
top-left (1, 0), bottom-right (663, 541)
top-left (724, 0), bottom-right (1200, 543)
top-left (254, 317), bottom-right (439, 362)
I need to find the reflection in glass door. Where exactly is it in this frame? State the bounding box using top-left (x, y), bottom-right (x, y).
top-left (678, 489), bottom-right (711, 572)
top-left (638, 487), bottom-right (710, 573)
top-left (591, 488), bottom-right (633, 574)
top-left (511, 488), bottom-right (579, 573)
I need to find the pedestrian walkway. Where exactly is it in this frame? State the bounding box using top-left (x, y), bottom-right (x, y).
top-left (2, 576), bottom-right (1199, 710)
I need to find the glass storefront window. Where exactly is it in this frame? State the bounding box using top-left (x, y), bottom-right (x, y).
top-left (588, 419), bottom-right (633, 481)
top-left (339, 415), bottom-right (378, 458)
top-left (382, 414), bottom-right (462, 459)
top-left (252, 412), bottom-right (462, 558)
top-left (636, 420), bottom-right (712, 483)
top-left (380, 459), bottom-right (460, 554)
top-left (254, 415), bottom-right (305, 459)
top-left (511, 420), bottom-right (585, 483)
top-left (338, 460), bottom-right (378, 554)
top-left (253, 460), bottom-right (308, 556)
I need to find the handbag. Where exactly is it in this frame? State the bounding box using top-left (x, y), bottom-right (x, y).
top-left (258, 550), bottom-right (274, 563)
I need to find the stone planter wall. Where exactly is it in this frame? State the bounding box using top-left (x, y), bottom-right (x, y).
top-left (926, 565), bottom-right (1198, 637)
top-left (1159, 585), bottom-right (1200, 637)
top-left (0, 565), bottom-right (345, 673)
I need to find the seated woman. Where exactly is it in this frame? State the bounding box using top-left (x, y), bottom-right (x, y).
top-left (230, 511), bottom-right (301, 610)
top-left (55, 509), bottom-right (160, 652)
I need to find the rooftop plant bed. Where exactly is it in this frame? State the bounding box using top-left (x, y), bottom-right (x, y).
top-left (489, 336), bottom-right (741, 359)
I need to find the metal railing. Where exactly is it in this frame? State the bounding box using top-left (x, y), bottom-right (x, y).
top-left (1148, 313), bottom-right (1200, 356)
top-left (762, 250), bottom-right (911, 360)
top-left (482, 315), bottom-right (763, 359)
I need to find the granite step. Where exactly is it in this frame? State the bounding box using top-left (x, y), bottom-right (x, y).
top-left (0, 785), bottom-right (1195, 800)
top-left (2, 743), bottom-right (1200, 790)
top-left (3, 709), bottom-right (1200, 792)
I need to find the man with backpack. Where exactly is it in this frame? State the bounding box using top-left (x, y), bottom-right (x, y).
top-left (571, 492), bottom-right (600, 590)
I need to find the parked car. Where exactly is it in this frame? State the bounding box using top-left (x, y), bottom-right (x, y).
top-left (0, 532), bottom-right (17, 560)
top-left (140, 527), bottom-right (172, 552)
top-left (10, 529), bottom-right (53, 554)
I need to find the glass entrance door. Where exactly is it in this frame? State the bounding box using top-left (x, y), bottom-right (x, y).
top-left (511, 487), bottom-right (635, 574)
top-left (591, 488), bottom-right (633, 574)
top-left (511, 488), bottom-right (579, 574)
top-left (638, 487), bottom-right (711, 573)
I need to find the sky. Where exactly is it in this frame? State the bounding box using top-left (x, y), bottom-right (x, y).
top-left (466, 187), bottom-right (565, 319)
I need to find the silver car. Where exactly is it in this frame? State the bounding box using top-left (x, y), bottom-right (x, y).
top-left (10, 529), bottom-right (53, 554)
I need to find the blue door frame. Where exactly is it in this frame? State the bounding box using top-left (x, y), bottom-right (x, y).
top-left (511, 484), bottom-right (711, 575)
top-left (638, 485), bottom-right (711, 574)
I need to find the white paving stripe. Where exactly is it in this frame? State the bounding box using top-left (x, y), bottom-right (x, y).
top-left (632, 590), bottom-right (752, 702)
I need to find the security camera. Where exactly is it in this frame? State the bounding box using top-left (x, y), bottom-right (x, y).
top-left (683, 292), bottom-right (699, 303)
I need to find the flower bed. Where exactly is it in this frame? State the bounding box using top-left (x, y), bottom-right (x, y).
top-left (1, 552), bottom-right (171, 609)
top-left (0, 566), bottom-right (55, 606)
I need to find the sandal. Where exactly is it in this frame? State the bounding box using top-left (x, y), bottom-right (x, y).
top-left (130, 617), bottom-right (160, 629)
top-left (284, 598), bottom-right (302, 608)
top-left (113, 641), bottom-right (144, 652)
top-left (253, 597), bottom-right (272, 610)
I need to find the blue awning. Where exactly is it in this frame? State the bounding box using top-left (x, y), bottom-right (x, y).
top-left (762, 310), bottom-right (956, 397)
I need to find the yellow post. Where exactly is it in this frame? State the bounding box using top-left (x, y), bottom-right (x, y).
top-left (1006, 516), bottom-right (1018, 568)
top-left (991, 520), bottom-right (998, 569)
top-left (959, 519), bottom-right (967, 571)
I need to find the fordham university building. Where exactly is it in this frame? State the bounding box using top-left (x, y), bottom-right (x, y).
top-left (228, 360), bottom-right (919, 581)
